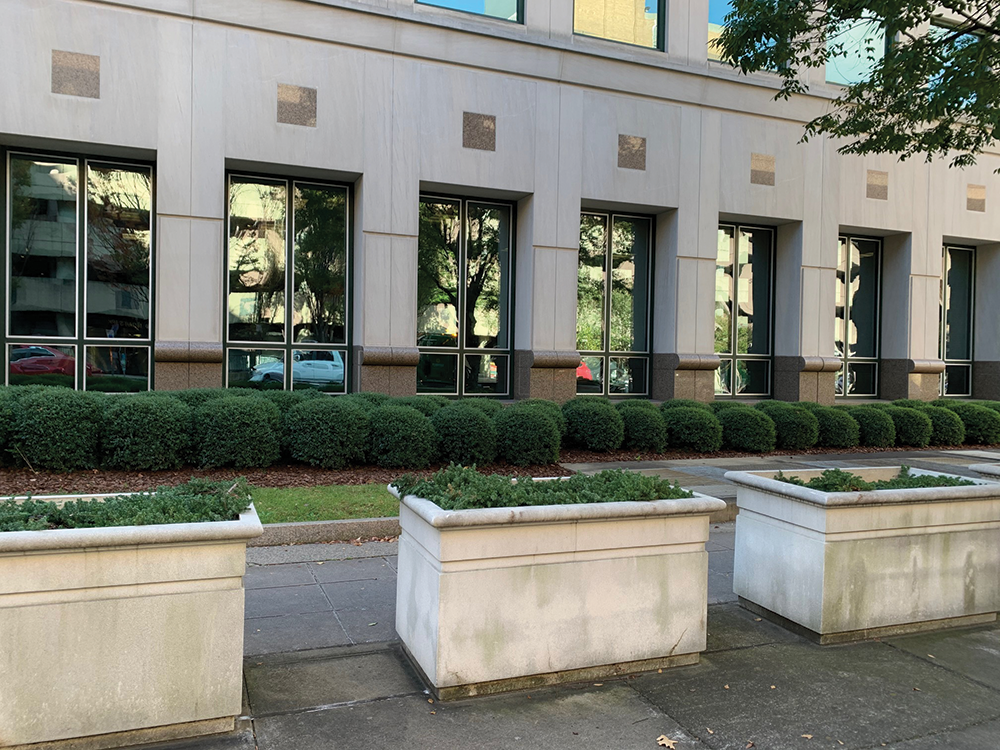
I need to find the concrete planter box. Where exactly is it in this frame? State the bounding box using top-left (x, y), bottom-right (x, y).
top-left (0, 493), bottom-right (263, 750)
top-left (727, 467), bottom-right (1000, 644)
top-left (391, 485), bottom-right (725, 699)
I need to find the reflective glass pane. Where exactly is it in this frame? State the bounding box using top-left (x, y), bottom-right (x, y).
top-left (826, 17), bottom-right (886, 85)
top-left (715, 359), bottom-right (733, 396)
top-left (576, 356), bottom-right (604, 394)
top-left (835, 238), bottom-right (847, 358)
top-left (417, 353), bottom-right (459, 394)
top-left (230, 348), bottom-right (285, 388)
top-left (574, 0), bottom-right (659, 49)
top-left (736, 228), bottom-right (772, 356)
top-left (419, 0), bottom-right (520, 21)
top-left (944, 247), bottom-right (973, 361)
top-left (944, 364), bottom-right (972, 397)
top-left (735, 359), bottom-right (770, 396)
top-left (86, 346), bottom-right (149, 392)
top-left (9, 344), bottom-right (76, 387)
top-left (228, 179), bottom-right (287, 342)
top-left (292, 184), bottom-right (348, 345)
top-left (848, 239), bottom-right (880, 359)
top-left (707, 0), bottom-right (733, 60)
top-left (290, 349), bottom-right (346, 393)
top-left (715, 227), bottom-right (735, 355)
top-left (466, 203), bottom-right (510, 350)
top-left (417, 201), bottom-right (461, 348)
top-left (610, 217), bottom-right (650, 353)
top-left (847, 362), bottom-right (878, 396)
top-left (577, 214), bottom-right (607, 352)
top-left (464, 353), bottom-right (507, 395)
top-left (835, 365), bottom-right (846, 397)
top-left (8, 156), bottom-right (78, 338)
top-left (609, 356), bottom-right (648, 395)
top-left (86, 164), bottom-right (152, 340)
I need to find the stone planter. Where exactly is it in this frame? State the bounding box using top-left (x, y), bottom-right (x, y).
top-left (0, 493), bottom-right (262, 750)
top-left (727, 467), bottom-right (1000, 644)
top-left (391, 485), bottom-right (726, 699)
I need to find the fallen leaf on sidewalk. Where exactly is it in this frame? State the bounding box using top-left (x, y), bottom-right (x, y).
top-left (801, 734), bottom-right (813, 739)
top-left (706, 728), bottom-right (714, 734)
top-left (656, 736), bottom-right (676, 749)
top-left (316, 561), bottom-right (324, 565)
top-left (746, 742), bottom-right (755, 748)
top-left (913, 687), bottom-right (921, 691)
top-left (368, 623), bottom-right (377, 627)
top-left (770, 685), bottom-right (776, 689)
top-left (927, 654), bottom-right (935, 659)
top-left (724, 684), bottom-right (730, 689)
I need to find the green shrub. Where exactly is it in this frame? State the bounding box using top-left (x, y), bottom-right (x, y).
top-left (285, 398), bottom-right (369, 469)
top-left (717, 408), bottom-right (776, 452)
top-left (846, 407), bottom-right (896, 448)
top-left (12, 389), bottom-right (105, 471)
top-left (660, 399), bottom-right (712, 412)
top-left (0, 388), bottom-right (19, 466)
top-left (918, 405), bottom-right (966, 446)
top-left (615, 399), bottom-right (659, 412)
top-left (101, 395), bottom-right (192, 471)
top-left (513, 399), bottom-right (567, 438)
top-left (336, 394), bottom-right (380, 414)
top-left (494, 407), bottom-right (561, 465)
top-left (392, 395), bottom-right (450, 417)
top-left (353, 391), bottom-right (392, 408)
top-left (809, 406), bottom-right (860, 448)
top-left (892, 399), bottom-right (930, 409)
top-left (882, 406), bottom-right (933, 447)
top-left (710, 401), bottom-right (753, 415)
top-left (259, 389), bottom-right (320, 415)
top-left (367, 405), bottom-right (438, 468)
top-left (776, 466), bottom-right (974, 493)
top-left (754, 402), bottom-right (819, 450)
top-left (562, 398), bottom-right (624, 452)
top-left (459, 398), bottom-right (504, 416)
top-left (432, 404), bottom-right (497, 466)
top-left (977, 401), bottom-right (1000, 414)
top-left (168, 388), bottom-right (260, 411)
top-left (661, 407), bottom-right (723, 453)
top-left (619, 407), bottom-right (666, 452)
top-left (195, 397), bottom-right (281, 468)
top-left (939, 402), bottom-right (1000, 444)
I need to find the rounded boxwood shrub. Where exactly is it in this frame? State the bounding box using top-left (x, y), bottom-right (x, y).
top-left (12, 388), bottom-right (105, 471)
top-left (615, 399), bottom-right (658, 412)
top-left (662, 407), bottom-right (723, 453)
top-left (619, 407), bottom-right (666, 452)
top-left (0, 388), bottom-right (19, 466)
top-left (846, 406), bottom-right (896, 448)
top-left (976, 401), bottom-right (1000, 414)
top-left (716, 408), bottom-right (776, 453)
top-left (169, 387), bottom-right (261, 411)
top-left (392, 395), bottom-right (449, 417)
top-left (195, 397), bottom-right (281, 469)
top-left (892, 399), bottom-right (930, 410)
top-left (940, 402), bottom-right (1000, 444)
top-left (810, 406), bottom-right (861, 448)
top-left (367, 405), bottom-right (438, 468)
top-left (494, 407), bottom-right (560, 465)
top-left (882, 406), bottom-right (933, 447)
top-left (459, 398), bottom-right (504, 417)
top-left (432, 403), bottom-right (497, 466)
top-left (353, 391), bottom-right (392, 408)
top-left (562, 398), bottom-right (624, 452)
top-left (660, 399), bottom-right (712, 412)
top-left (260, 388), bottom-right (320, 415)
top-left (284, 398), bottom-right (369, 469)
top-left (513, 399), bottom-right (567, 438)
top-left (754, 402), bottom-right (819, 450)
top-left (101, 395), bottom-right (192, 471)
top-left (918, 405), bottom-right (966, 446)
top-left (710, 401), bottom-right (753, 415)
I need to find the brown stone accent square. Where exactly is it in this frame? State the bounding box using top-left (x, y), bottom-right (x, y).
top-left (463, 112), bottom-right (496, 151)
top-left (750, 153), bottom-right (775, 186)
top-left (618, 134), bottom-right (647, 170)
top-left (968, 184), bottom-right (986, 212)
top-left (51, 50), bottom-right (100, 99)
top-left (277, 83), bottom-right (317, 127)
top-left (866, 169), bottom-right (889, 200)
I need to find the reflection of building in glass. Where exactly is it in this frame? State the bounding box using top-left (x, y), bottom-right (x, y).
top-left (575, 0), bottom-right (659, 49)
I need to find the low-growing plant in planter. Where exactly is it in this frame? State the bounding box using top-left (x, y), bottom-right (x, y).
top-left (0, 479), bottom-right (262, 747)
top-left (727, 466), bottom-right (1000, 644)
top-left (389, 465), bottom-right (725, 699)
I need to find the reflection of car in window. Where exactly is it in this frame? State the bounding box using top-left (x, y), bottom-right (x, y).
top-left (8, 346), bottom-right (92, 375)
top-left (249, 351), bottom-right (345, 386)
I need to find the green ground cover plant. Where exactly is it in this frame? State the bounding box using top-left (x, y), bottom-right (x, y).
top-left (251, 484), bottom-right (398, 524)
top-left (392, 465), bottom-right (693, 510)
top-left (774, 466), bottom-right (975, 493)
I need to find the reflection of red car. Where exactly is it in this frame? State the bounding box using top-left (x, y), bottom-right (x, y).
top-left (576, 360), bottom-right (593, 381)
top-left (9, 346), bottom-right (97, 375)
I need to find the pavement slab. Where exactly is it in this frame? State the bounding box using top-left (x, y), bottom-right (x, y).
top-left (245, 584), bottom-right (332, 619)
top-left (886, 624), bottom-right (1000, 691)
top-left (704, 603), bottom-right (805, 653)
top-left (244, 610), bottom-right (353, 656)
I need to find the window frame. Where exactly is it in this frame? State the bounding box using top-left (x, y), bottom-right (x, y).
top-left (415, 0), bottom-right (525, 25)
top-left (834, 234), bottom-right (883, 398)
top-left (939, 244), bottom-right (975, 398)
top-left (223, 172), bottom-right (353, 392)
top-left (573, 0), bottom-right (666, 52)
top-left (2, 147), bottom-right (156, 391)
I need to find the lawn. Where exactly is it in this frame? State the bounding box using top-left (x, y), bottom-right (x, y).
top-left (250, 484), bottom-right (399, 524)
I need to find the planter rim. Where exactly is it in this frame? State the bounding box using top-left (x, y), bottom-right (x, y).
top-left (725, 467), bottom-right (1000, 507)
top-left (0, 502), bottom-right (263, 553)
top-left (969, 463), bottom-right (1000, 479)
top-left (388, 485), bottom-right (725, 528)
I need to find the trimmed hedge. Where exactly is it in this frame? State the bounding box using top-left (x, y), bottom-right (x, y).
top-left (754, 402), bottom-right (819, 450)
top-left (882, 406), bottom-right (933, 448)
top-left (168, 387), bottom-right (260, 411)
top-left (459, 398), bottom-right (504, 417)
top-left (717, 408), bottom-right (776, 452)
top-left (102, 395), bottom-right (192, 471)
top-left (662, 407), bottom-right (723, 453)
top-left (919, 405), bottom-right (966, 446)
top-left (562, 398), bottom-right (624, 452)
top-left (809, 406), bottom-right (861, 449)
top-left (710, 401), bottom-right (753, 415)
top-left (352, 391), bottom-right (392, 408)
top-left (12, 389), bottom-right (105, 471)
top-left (619, 407), bottom-right (667, 452)
top-left (285, 398), bottom-right (370, 469)
top-left (939, 402), bottom-right (1000, 444)
top-left (367, 405), bottom-right (438, 469)
top-left (494, 407), bottom-right (561, 465)
top-left (195, 397), bottom-right (281, 469)
top-left (513, 399), bottom-right (567, 438)
top-left (392, 395), bottom-right (450, 417)
top-left (260, 388), bottom-right (320, 415)
top-left (660, 399), bottom-right (712, 412)
top-left (432, 404), bottom-right (498, 466)
top-left (615, 399), bottom-right (659, 412)
top-left (846, 406), bottom-right (896, 448)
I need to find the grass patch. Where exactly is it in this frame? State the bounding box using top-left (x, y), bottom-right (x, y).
top-left (250, 484), bottom-right (398, 524)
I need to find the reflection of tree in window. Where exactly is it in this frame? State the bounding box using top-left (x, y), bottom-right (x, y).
top-left (293, 186), bottom-right (347, 344)
top-left (417, 201), bottom-right (460, 346)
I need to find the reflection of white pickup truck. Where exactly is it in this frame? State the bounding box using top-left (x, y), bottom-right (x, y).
top-left (249, 351), bottom-right (345, 386)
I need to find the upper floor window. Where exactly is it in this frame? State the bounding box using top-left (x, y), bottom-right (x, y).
top-left (6, 151), bottom-right (153, 391)
top-left (834, 236), bottom-right (881, 397)
top-left (225, 175), bottom-right (349, 391)
top-left (826, 17), bottom-right (887, 85)
top-left (417, 0), bottom-right (521, 22)
top-left (574, 0), bottom-right (663, 50)
top-left (707, 0), bottom-right (732, 61)
top-left (417, 197), bottom-right (512, 396)
top-left (577, 212), bottom-right (651, 396)
top-left (714, 225), bottom-right (773, 397)
top-left (940, 245), bottom-right (974, 397)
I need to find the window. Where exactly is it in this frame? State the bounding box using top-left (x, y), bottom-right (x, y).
top-left (417, 197), bottom-right (512, 396)
top-left (707, 0), bottom-right (732, 61)
top-left (826, 17), bottom-right (887, 85)
top-left (417, 0), bottom-right (521, 23)
top-left (940, 246), bottom-right (974, 397)
top-left (225, 175), bottom-right (349, 391)
top-left (714, 225), bottom-right (773, 397)
top-left (574, 0), bottom-right (663, 50)
top-left (5, 151), bottom-right (153, 391)
top-left (577, 212), bottom-right (651, 396)
top-left (834, 236), bottom-right (881, 397)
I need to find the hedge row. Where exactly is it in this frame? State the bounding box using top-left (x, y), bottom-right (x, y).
top-left (1, 385), bottom-right (997, 473)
